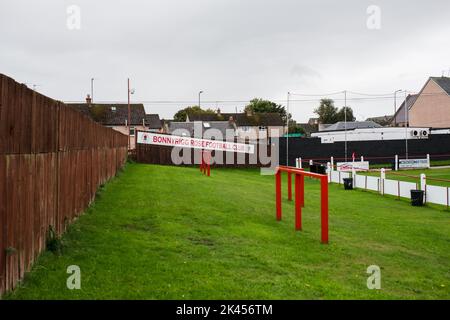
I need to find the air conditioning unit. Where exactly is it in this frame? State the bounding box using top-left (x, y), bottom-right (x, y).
top-left (411, 130), bottom-right (420, 137)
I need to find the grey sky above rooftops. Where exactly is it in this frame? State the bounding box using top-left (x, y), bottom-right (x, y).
top-left (1, 0), bottom-right (450, 122)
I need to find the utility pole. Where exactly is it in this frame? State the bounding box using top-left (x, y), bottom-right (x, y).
top-left (286, 92), bottom-right (290, 166)
top-left (393, 89), bottom-right (402, 126)
top-left (344, 90), bottom-right (348, 162)
top-left (128, 78), bottom-right (131, 151)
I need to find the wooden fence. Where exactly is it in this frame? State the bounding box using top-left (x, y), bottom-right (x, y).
top-left (0, 74), bottom-right (128, 297)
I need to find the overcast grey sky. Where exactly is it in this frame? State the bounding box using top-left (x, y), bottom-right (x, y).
top-left (1, 0), bottom-right (450, 122)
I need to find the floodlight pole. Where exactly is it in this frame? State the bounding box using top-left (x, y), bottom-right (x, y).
top-left (128, 78), bottom-right (131, 150)
top-left (393, 89), bottom-right (402, 126)
top-left (404, 90), bottom-right (409, 159)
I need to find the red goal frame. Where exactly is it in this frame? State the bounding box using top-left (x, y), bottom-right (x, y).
top-left (275, 165), bottom-right (329, 244)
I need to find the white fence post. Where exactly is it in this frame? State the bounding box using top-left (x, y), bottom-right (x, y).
top-left (395, 155), bottom-right (398, 171)
top-left (361, 156), bottom-right (364, 162)
top-left (327, 162), bottom-right (331, 183)
top-left (309, 159), bottom-right (313, 166)
top-left (331, 156), bottom-right (334, 170)
top-left (420, 173), bottom-right (426, 203)
top-left (295, 158), bottom-right (299, 168)
top-left (299, 157), bottom-right (302, 169)
top-left (380, 168), bottom-right (386, 194)
top-left (427, 154), bottom-right (430, 168)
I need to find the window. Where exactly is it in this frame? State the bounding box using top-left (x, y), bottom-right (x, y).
top-left (129, 127), bottom-right (135, 136)
top-left (203, 122), bottom-right (211, 128)
top-left (241, 126), bottom-right (250, 132)
top-left (111, 106), bottom-right (116, 112)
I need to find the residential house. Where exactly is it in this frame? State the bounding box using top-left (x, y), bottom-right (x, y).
top-left (168, 121), bottom-right (236, 139)
top-left (298, 117), bottom-right (319, 137)
top-left (69, 95), bottom-right (161, 149)
top-left (319, 121), bottom-right (382, 132)
top-left (365, 115), bottom-right (394, 126)
top-left (391, 94), bottom-right (419, 127)
top-left (407, 76), bottom-right (450, 128)
top-left (186, 109), bottom-right (285, 140)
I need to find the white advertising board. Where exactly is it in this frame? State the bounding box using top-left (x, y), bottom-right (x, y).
top-left (137, 132), bottom-right (255, 154)
top-left (398, 159), bottom-right (429, 169)
top-left (336, 161), bottom-right (370, 172)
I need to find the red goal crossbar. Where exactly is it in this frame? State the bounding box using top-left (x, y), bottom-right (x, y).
top-left (200, 150), bottom-right (211, 176)
top-left (275, 165), bottom-right (329, 244)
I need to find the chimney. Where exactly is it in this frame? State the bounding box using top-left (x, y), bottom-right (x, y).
top-left (217, 108), bottom-right (221, 116)
top-left (228, 116), bottom-right (234, 123)
top-left (246, 108), bottom-right (253, 117)
top-left (86, 94), bottom-right (92, 105)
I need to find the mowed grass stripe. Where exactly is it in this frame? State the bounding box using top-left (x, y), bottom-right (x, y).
top-left (4, 164), bottom-right (450, 299)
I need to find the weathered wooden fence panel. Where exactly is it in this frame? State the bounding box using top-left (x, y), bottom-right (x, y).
top-left (0, 73), bottom-right (128, 297)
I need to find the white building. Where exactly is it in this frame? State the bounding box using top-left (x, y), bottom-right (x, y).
top-left (312, 126), bottom-right (430, 143)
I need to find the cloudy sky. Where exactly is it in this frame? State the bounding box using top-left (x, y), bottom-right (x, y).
top-left (1, 0), bottom-right (450, 122)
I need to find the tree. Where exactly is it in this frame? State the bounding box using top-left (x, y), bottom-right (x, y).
top-left (173, 106), bottom-right (216, 122)
top-left (245, 98), bottom-right (290, 123)
top-left (336, 106), bottom-right (355, 122)
top-left (314, 99), bottom-right (338, 124)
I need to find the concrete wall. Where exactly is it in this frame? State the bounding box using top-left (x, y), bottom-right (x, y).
top-left (410, 79), bottom-right (450, 128)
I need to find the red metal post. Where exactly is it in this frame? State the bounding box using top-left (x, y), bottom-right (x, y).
top-left (295, 173), bottom-right (302, 230)
top-left (320, 176), bottom-right (329, 244)
top-left (207, 152), bottom-right (211, 177)
top-left (300, 175), bottom-right (305, 207)
top-left (276, 170), bottom-right (282, 221)
top-left (287, 172), bottom-right (292, 201)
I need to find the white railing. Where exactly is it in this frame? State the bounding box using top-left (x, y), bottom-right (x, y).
top-left (293, 156), bottom-right (449, 208)
top-left (326, 166), bottom-right (449, 208)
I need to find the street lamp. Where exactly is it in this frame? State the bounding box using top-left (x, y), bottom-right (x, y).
top-left (393, 89), bottom-right (402, 126)
top-left (343, 90), bottom-right (348, 162)
top-left (91, 78), bottom-right (95, 102)
top-left (198, 90), bottom-right (203, 108)
top-left (128, 78), bottom-right (135, 150)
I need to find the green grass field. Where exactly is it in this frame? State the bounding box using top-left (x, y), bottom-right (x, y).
top-left (4, 163), bottom-right (450, 300)
top-left (362, 168), bottom-right (450, 187)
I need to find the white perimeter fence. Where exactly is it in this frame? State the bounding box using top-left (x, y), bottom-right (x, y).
top-left (328, 168), bottom-right (449, 207)
top-left (295, 157), bottom-right (450, 208)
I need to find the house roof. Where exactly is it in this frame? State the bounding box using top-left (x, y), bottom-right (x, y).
top-left (391, 94), bottom-right (419, 124)
top-left (168, 122), bottom-right (196, 136)
top-left (68, 103), bottom-right (147, 126)
top-left (298, 123), bottom-right (318, 136)
top-left (321, 121), bottom-right (382, 132)
top-left (169, 121), bottom-right (236, 137)
top-left (145, 114), bottom-right (162, 129)
top-left (365, 115), bottom-right (394, 126)
top-left (431, 76), bottom-right (450, 95)
top-left (187, 112), bottom-right (284, 126)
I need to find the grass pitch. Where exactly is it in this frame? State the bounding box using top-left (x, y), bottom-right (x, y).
top-left (4, 164), bottom-right (450, 299)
